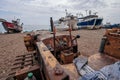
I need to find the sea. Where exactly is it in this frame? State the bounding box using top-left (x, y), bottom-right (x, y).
top-left (0, 24), bottom-right (50, 33)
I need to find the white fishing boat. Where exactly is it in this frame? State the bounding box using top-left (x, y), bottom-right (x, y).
top-left (54, 10), bottom-right (78, 31)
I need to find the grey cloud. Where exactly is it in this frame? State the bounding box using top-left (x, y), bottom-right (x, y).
top-left (0, 0), bottom-right (120, 25)
top-left (111, 2), bottom-right (120, 8)
top-left (68, 0), bottom-right (107, 10)
top-left (20, 0), bottom-right (34, 1)
top-left (40, 0), bottom-right (49, 5)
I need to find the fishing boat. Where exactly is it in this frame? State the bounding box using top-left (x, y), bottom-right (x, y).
top-left (54, 10), bottom-right (78, 31)
top-left (0, 18), bottom-right (23, 33)
top-left (77, 10), bottom-right (103, 29)
top-left (103, 22), bottom-right (120, 29)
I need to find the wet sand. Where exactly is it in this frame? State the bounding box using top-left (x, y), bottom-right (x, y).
top-left (0, 29), bottom-right (105, 80)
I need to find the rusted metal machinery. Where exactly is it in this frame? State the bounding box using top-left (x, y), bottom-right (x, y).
top-left (24, 34), bottom-right (36, 51)
top-left (6, 18), bottom-right (120, 80)
top-left (34, 32), bottom-right (81, 80)
top-left (6, 17), bottom-right (80, 80)
top-left (99, 28), bottom-right (120, 59)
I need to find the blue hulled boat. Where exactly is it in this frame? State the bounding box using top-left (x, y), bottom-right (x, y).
top-left (77, 12), bottom-right (103, 29)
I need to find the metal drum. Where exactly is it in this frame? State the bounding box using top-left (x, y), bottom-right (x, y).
top-left (99, 37), bottom-right (107, 53)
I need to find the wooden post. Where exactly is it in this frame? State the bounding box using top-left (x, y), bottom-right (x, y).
top-left (50, 17), bottom-right (54, 32)
top-left (53, 27), bottom-right (56, 57)
top-left (69, 26), bottom-right (72, 47)
top-left (50, 17), bottom-right (56, 57)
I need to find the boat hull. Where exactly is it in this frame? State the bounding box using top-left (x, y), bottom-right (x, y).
top-left (2, 22), bottom-right (22, 33)
top-left (77, 18), bottom-right (103, 29)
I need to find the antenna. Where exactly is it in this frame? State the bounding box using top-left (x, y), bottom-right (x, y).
top-left (85, 10), bottom-right (87, 16)
top-left (89, 10), bottom-right (91, 15)
top-left (76, 13), bottom-right (78, 17)
top-left (94, 12), bottom-right (98, 15)
top-left (65, 9), bottom-right (68, 16)
top-left (14, 16), bottom-right (16, 20)
top-left (80, 13), bottom-right (83, 17)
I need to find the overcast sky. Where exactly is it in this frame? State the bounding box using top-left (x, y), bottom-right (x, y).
top-left (0, 0), bottom-right (120, 25)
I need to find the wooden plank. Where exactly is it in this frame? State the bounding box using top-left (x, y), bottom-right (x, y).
top-left (15, 65), bottom-right (40, 80)
top-left (37, 42), bottom-right (70, 80)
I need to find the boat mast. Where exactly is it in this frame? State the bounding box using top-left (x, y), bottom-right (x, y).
top-left (65, 9), bottom-right (68, 16)
top-left (94, 12), bottom-right (98, 15)
top-left (89, 10), bottom-right (91, 15)
top-left (85, 10), bottom-right (88, 16)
